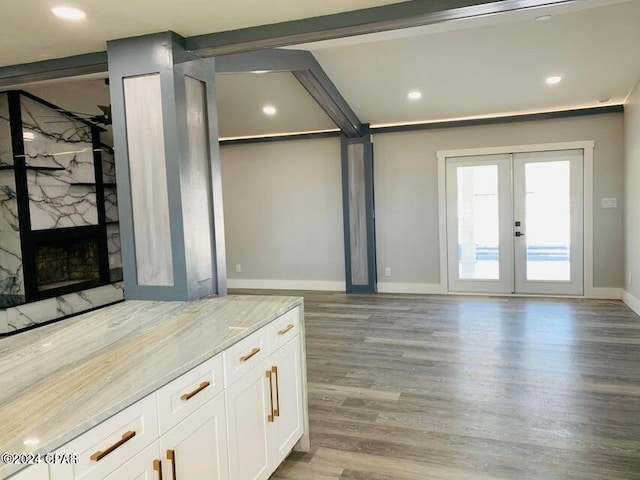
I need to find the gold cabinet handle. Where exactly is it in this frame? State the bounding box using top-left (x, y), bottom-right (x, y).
top-left (266, 370), bottom-right (275, 422)
top-left (240, 347), bottom-right (260, 362)
top-left (90, 430), bottom-right (136, 461)
top-left (180, 381), bottom-right (210, 401)
top-left (154, 459), bottom-right (163, 480)
top-left (167, 449), bottom-right (177, 480)
top-left (277, 324), bottom-right (295, 335)
top-left (272, 366), bottom-right (280, 417)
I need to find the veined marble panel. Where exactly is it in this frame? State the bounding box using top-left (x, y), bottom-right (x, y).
top-left (0, 309), bottom-right (7, 334)
top-left (123, 74), bottom-right (174, 286)
top-left (6, 298), bottom-right (57, 332)
top-left (0, 231), bottom-right (24, 296)
top-left (0, 171), bottom-right (19, 231)
top-left (28, 182), bottom-right (98, 230)
top-left (0, 93), bottom-right (12, 167)
top-left (104, 186), bottom-right (119, 222)
top-left (56, 282), bottom-right (124, 317)
top-left (107, 223), bottom-right (122, 268)
top-left (1, 283), bottom-right (124, 334)
top-left (102, 147), bottom-right (116, 184)
top-left (21, 96), bottom-right (95, 184)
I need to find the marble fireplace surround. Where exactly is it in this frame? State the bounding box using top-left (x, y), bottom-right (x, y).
top-left (0, 91), bottom-right (123, 332)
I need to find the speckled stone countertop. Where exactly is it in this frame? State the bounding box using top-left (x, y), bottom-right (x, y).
top-left (0, 294), bottom-right (302, 479)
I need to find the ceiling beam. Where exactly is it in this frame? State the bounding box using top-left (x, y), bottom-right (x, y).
top-left (186, 0), bottom-right (579, 56)
top-left (216, 49), bottom-right (362, 137)
top-left (0, 52), bottom-right (107, 89)
top-left (0, 0), bottom-right (579, 88)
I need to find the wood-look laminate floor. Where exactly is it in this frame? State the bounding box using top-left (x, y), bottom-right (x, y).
top-left (233, 290), bottom-right (640, 480)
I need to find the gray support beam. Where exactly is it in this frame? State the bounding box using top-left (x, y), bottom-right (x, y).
top-left (186, 0), bottom-right (578, 56)
top-left (341, 125), bottom-right (377, 293)
top-left (0, 0), bottom-right (577, 88)
top-left (107, 31), bottom-right (225, 301)
top-left (216, 48), bottom-right (361, 137)
top-left (0, 52), bottom-right (108, 89)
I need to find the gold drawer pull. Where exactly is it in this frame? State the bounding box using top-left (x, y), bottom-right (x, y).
top-left (240, 347), bottom-right (260, 362)
top-left (154, 459), bottom-right (163, 480)
top-left (167, 449), bottom-right (177, 480)
top-left (272, 366), bottom-right (280, 417)
top-left (277, 324), bottom-right (294, 335)
top-left (90, 430), bottom-right (136, 461)
top-left (266, 370), bottom-right (274, 422)
top-left (180, 381), bottom-right (210, 401)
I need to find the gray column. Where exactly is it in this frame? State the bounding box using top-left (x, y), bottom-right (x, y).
top-left (107, 32), bottom-right (226, 301)
top-left (341, 125), bottom-right (377, 293)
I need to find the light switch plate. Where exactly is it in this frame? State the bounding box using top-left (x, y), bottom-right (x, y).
top-left (601, 197), bottom-right (617, 208)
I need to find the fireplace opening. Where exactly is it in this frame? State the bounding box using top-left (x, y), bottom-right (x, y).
top-left (35, 238), bottom-right (100, 292)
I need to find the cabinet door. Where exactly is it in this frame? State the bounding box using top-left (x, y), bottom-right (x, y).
top-left (8, 464), bottom-right (49, 480)
top-left (269, 335), bottom-right (304, 467)
top-left (159, 392), bottom-right (229, 480)
top-left (225, 359), bottom-right (272, 480)
top-left (103, 442), bottom-right (161, 480)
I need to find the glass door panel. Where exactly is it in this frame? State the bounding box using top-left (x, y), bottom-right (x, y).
top-left (446, 155), bottom-right (513, 293)
top-left (513, 150), bottom-right (583, 295)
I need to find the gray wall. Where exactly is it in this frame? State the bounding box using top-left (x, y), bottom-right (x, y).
top-left (375, 113), bottom-right (624, 289)
top-left (624, 81), bottom-right (640, 299)
top-left (221, 137), bottom-right (345, 284)
top-left (221, 113), bottom-right (624, 290)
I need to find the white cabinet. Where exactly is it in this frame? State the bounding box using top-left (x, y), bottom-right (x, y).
top-left (102, 443), bottom-right (160, 480)
top-left (39, 305), bottom-right (306, 480)
top-left (226, 334), bottom-right (304, 480)
top-left (50, 395), bottom-right (159, 480)
top-left (158, 393), bottom-right (229, 480)
top-left (8, 464), bottom-right (49, 480)
top-left (225, 359), bottom-right (272, 480)
top-left (269, 336), bottom-right (304, 466)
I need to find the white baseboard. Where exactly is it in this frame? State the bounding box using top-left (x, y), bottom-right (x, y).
top-left (622, 290), bottom-right (640, 316)
top-left (376, 282), bottom-right (443, 294)
top-left (585, 287), bottom-right (621, 299)
top-left (227, 279), bottom-right (345, 291)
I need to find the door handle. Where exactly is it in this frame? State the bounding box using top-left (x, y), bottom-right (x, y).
top-left (153, 459), bottom-right (163, 480)
top-left (167, 449), bottom-right (177, 480)
top-left (515, 232), bottom-right (525, 237)
top-left (266, 370), bottom-right (275, 422)
top-left (272, 366), bottom-right (280, 417)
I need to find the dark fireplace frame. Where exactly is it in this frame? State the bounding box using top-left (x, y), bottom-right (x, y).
top-left (5, 90), bottom-right (114, 302)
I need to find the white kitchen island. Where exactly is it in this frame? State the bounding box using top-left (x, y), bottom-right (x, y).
top-left (0, 295), bottom-right (308, 480)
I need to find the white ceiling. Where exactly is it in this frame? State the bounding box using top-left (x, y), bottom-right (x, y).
top-left (215, 73), bottom-right (336, 139)
top-left (306, 0), bottom-right (640, 127)
top-left (7, 0), bottom-right (640, 138)
top-left (0, 0), bottom-right (405, 67)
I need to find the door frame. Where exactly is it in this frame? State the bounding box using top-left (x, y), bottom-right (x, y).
top-left (437, 140), bottom-right (595, 297)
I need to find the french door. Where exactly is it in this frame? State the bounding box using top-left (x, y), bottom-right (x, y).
top-left (446, 149), bottom-right (583, 295)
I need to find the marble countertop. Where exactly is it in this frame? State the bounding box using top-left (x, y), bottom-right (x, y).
top-left (0, 294), bottom-right (302, 479)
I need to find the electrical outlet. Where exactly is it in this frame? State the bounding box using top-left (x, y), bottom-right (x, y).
top-left (235, 264), bottom-right (242, 273)
top-left (384, 267), bottom-right (391, 277)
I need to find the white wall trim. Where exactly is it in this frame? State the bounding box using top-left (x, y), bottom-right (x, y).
top-left (377, 282), bottom-right (442, 294)
top-left (622, 290), bottom-right (640, 317)
top-left (437, 141), bottom-right (595, 159)
top-left (437, 140), bottom-right (596, 297)
top-left (227, 279), bottom-right (345, 291)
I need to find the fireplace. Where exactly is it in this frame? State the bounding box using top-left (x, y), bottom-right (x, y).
top-left (35, 236), bottom-right (100, 293)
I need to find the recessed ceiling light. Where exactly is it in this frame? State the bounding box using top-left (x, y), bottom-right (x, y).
top-left (262, 105), bottom-right (277, 116)
top-left (51, 6), bottom-right (86, 20)
top-left (536, 15), bottom-right (552, 21)
top-left (545, 75), bottom-right (562, 85)
top-left (252, 70), bottom-right (269, 74)
top-left (407, 90), bottom-right (422, 101)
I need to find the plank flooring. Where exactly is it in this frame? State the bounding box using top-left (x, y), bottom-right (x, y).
top-left (232, 290), bottom-right (640, 480)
